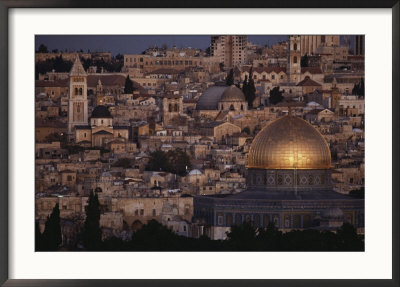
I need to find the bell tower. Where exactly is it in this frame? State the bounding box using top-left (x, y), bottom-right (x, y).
top-left (287, 35), bottom-right (301, 83)
top-left (68, 56), bottom-right (88, 139)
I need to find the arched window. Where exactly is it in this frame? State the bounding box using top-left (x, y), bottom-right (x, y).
top-left (241, 104), bottom-right (243, 111)
top-left (294, 43), bottom-right (297, 51)
top-left (229, 104), bottom-right (235, 111)
top-left (79, 88), bottom-right (83, 95)
top-left (174, 104), bottom-right (178, 112)
top-left (293, 56), bottom-right (298, 64)
top-left (235, 214), bottom-right (242, 225)
top-left (168, 104), bottom-right (172, 112)
top-left (264, 215), bottom-right (270, 227)
top-left (254, 214), bottom-right (260, 227)
top-left (227, 214), bottom-right (233, 226)
top-left (221, 104), bottom-right (224, 110)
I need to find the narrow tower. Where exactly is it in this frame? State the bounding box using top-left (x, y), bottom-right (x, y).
top-left (287, 35), bottom-right (301, 83)
top-left (68, 56), bottom-right (88, 140)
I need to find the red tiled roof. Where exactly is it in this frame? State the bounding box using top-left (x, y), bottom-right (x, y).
top-left (296, 77), bottom-right (322, 87)
top-left (301, 67), bottom-right (323, 74)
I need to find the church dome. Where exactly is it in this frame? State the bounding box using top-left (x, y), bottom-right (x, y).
top-left (220, 85), bottom-right (246, 102)
top-left (91, 105), bottom-right (112, 118)
top-left (247, 115), bottom-right (331, 170)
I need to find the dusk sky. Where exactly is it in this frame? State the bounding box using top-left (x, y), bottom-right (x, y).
top-left (35, 35), bottom-right (291, 55)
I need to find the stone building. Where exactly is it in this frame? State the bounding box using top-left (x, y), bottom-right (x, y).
top-left (75, 105), bottom-right (129, 148)
top-left (194, 114), bottom-right (364, 240)
top-left (210, 35), bottom-right (248, 68)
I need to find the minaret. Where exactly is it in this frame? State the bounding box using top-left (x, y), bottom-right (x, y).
top-left (287, 35), bottom-right (301, 83)
top-left (68, 56), bottom-right (88, 140)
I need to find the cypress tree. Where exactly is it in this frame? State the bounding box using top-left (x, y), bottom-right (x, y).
top-left (83, 190), bottom-right (102, 250)
top-left (226, 68), bottom-right (234, 86)
top-left (246, 67), bottom-right (256, 108)
top-left (35, 221), bottom-right (43, 251)
top-left (41, 203), bottom-right (62, 251)
top-left (242, 75), bottom-right (248, 99)
top-left (124, 75), bottom-right (134, 94)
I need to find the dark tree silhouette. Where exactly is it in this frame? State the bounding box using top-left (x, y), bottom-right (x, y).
top-left (83, 190), bottom-right (102, 250)
top-left (226, 69), bottom-right (234, 86)
top-left (41, 203), bottom-right (62, 251)
top-left (38, 44), bottom-right (48, 53)
top-left (352, 78), bottom-right (365, 97)
top-left (124, 75), bottom-right (135, 94)
top-left (269, 86), bottom-right (284, 105)
top-left (146, 149), bottom-right (191, 176)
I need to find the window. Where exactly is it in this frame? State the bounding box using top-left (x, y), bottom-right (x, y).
top-left (140, 209), bottom-right (144, 216)
top-left (67, 175), bottom-right (72, 181)
top-left (271, 75), bottom-right (275, 80)
top-left (217, 215), bottom-right (223, 225)
top-left (294, 43), bottom-right (297, 51)
top-left (135, 209), bottom-right (139, 216)
top-left (264, 215), bottom-right (270, 226)
top-left (284, 215), bottom-right (290, 228)
top-left (183, 225), bottom-right (187, 232)
top-left (293, 56), bottom-right (298, 64)
top-left (152, 209), bottom-right (156, 216)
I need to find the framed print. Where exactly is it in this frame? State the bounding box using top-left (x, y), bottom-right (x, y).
top-left (0, 1), bottom-right (399, 286)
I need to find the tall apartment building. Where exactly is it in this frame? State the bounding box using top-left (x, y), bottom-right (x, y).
top-left (210, 35), bottom-right (247, 68)
top-left (301, 35), bottom-right (340, 56)
top-left (354, 35), bottom-right (365, 55)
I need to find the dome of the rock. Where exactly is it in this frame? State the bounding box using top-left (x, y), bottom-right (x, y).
top-left (247, 115), bottom-right (331, 170)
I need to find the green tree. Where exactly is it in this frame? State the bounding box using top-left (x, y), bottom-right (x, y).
top-left (301, 54), bottom-right (309, 67)
top-left (242, 68), bottom-right (256, 108)
top-left (146, 149), bottom-right (191, 176)
top-left (349, 187), bottom-right (365, 198)
top-left (167, 149), bottom-right (191, 176)
top-left (124, 75), bottom-right (135, 94)
top-left (352, 78), bottom-right (364, 97)
top-left (41, 203), bottom-right (62, 251)
top-left (257, 222), bottom-right (283, 250)
top-left (83, 190), bottom-right (102, 250)
top-left (242, 126), bottom-right (251, 135)
top-left (226, 68), bottom-right (234, 86)
top-left (336, 223), bottom-right (364, 251)
top-left (146, 150), bottom-right (171, 173)
top-left (226, 222), bottom-right (257, 250)
top-left (38, 44), bottom-right (48, 53)
top-left (35, 221), bottom-right (43, 251)
top-left (113, 157), bottom-right (133, 168)
top-left (269, 86), bottom-right (284, 105)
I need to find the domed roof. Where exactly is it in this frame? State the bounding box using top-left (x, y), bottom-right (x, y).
top-left (220, 85), bottom-right (246, 102)
top-left (247, 115), bottom-right (331, 170)
top-left (91, 105), bottom-right (112, 118)
top-left (189, 169), bottom-right (202, 175)
top-left (196, 85), bottom-right (228, 110)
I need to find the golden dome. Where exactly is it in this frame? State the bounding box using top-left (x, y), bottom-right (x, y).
top-left (248, 115), bottom-right (331, 170)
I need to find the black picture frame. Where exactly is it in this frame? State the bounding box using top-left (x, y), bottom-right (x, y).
top-left (0, 1), bottom-right (399, 286)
